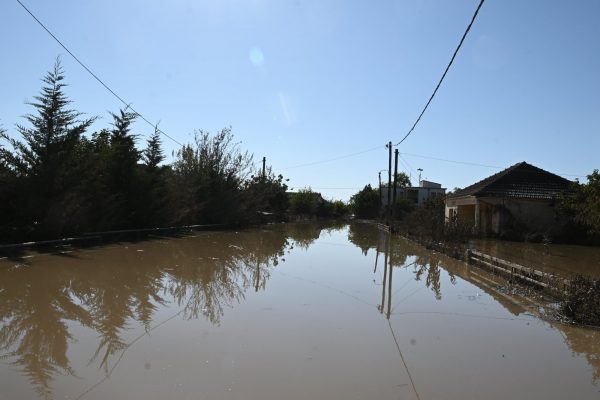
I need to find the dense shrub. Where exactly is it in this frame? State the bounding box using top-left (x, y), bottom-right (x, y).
top-left (350, 184), bottom-right (380, 219)
top-left (0, 59), bottom-right (305, 243)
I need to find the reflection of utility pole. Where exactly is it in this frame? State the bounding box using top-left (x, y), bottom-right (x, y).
top-left (387, 237), bottom-right (393, 320)
top-left (255, 258), bottom-right (261, 292)
top-left (380, 235), bottom-right (388, 314)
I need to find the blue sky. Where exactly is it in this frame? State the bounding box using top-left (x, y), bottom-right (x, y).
top-left (1, 0), bottom-right (599, 200)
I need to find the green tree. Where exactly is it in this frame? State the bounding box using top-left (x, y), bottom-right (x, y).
top-left (289, 188), bottom-right (321, 215)
top-left (0, 59), bottom-right (95, 238)
top-left (171, 127), bottom-right (252, 224)
top-left (395, 171), bottom-right (411, 188)
top-left (143, 125), bottom-right (164, 169)
top-left (350, 185), bottom-right (380, 219)
top-left (243, 168), bottom-right (289, 216)
top-left (559, 170), bottom-right (600, 240)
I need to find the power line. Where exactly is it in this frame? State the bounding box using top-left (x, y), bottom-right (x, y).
top-left (15, 0), bottom-right (184, 147)
top-left (402, 152), bottom-right (501, 169)
top-left (279, 145), bottom-right (383, 170)
top-left (401, 152), bottom-right (586, 178)
top-left (398, 155), bottom-right (415, 176)
top-left (395, 0), bottom-right (486, 146)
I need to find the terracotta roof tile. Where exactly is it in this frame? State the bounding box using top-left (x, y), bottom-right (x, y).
top-left (450, 162), bottom-right (571, 199)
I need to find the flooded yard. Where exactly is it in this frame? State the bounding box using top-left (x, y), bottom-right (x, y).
top-left (470, 238), bottom-right (600, 279)
top-left (1, 222), bottom-right (599, 400)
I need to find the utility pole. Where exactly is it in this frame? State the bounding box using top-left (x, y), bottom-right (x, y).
top-left (417, 168), bottom-right (423, 185)
top-left (387, 142), bottom-right (392, 217)
top-left (393, 149), bottom-right (399, 206)
top-left (378, 171), bottom-right (383, 206)
top-left (262, 157), bottom-right (266, 179)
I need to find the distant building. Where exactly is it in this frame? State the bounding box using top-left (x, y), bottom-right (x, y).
top-left (445, 162), bottom-right (571, 236)
top-left (381, 180), bottom-right (446, 207)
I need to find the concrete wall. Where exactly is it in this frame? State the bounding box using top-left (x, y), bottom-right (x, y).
top-left (446, 196), bottom-right (563, 237)
top-left (479, 197), bottom-right (561, 237)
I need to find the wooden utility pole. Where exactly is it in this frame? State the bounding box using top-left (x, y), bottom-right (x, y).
top-left (387, 142), bottom-right (392, 216)
top-left (262, 157), bottom-right (266, 179)
top-left (378, 171), bottom-right (382, 206)
top-left (393, 149), bottom-right (399, 207)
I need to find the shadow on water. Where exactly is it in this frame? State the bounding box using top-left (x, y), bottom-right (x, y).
top-left (1, 221), bottom-right (599, 399)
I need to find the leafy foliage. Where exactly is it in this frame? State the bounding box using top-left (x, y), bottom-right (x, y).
top-left (349, 185), bottom-right (380, 219)
top-left (243, 168), bottom-right (289, 215)
top-left (170, 128), bottom-right (253, 224)
top-left (559, 170), bottom-right (600, 242)
top-left (1, 60), bottom-right (340, 243)
top-left (289, 188), bottom-right (321, 215)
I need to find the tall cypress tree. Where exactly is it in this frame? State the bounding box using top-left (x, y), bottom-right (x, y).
top-left (143, 125), bottom-right (164, 170)
top-left (106, 109), bottom-right (141, 227)
top-left (0, 59), bottom-right (95, 238)
top-left (6, 58), bottom-right (94, 181)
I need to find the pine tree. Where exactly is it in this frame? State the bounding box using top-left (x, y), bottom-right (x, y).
top-left (0, 59), bottom-right (95, 239)
top-left (107, 109), bottom-right (139, 190)
top-left (143, 126), bottom-right (164, 169)
top-left (1, 58), bottom-right (94, 181)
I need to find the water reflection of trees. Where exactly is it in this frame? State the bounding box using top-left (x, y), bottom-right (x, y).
top-left (286, 221), bottom-right (326, 249)
top-left (351, 220), bottom-right (453, 304)
top-left (0, 227), bottom-right (291, 399)
top-left (359, 221), bottom-right (600, 385)
top-left (3, 222), bottom-right (600, 398)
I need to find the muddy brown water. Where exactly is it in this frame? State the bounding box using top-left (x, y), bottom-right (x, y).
top-left (1, 222), bottom-right (599, 400)
top-left (470, 238), bottom-right (600, 278)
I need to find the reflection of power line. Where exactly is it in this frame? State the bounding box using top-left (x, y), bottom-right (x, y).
top-left (391, 285), bottom-right (425, 313)
top-left (276, 270), bottom-right (378, 308)
top-left (391, 310), bottom-right (535, 322)
top-left (75, 299), bottom-right (193, 399)
top-left (388, 320), bottom-right (422, 400)
top-left (395, 0), bottom-right (486, 146)
top-left (16, 0), bottom-right (184, 147)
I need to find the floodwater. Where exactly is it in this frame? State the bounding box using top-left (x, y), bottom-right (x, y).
top-left (0, 222), bottom-right (599, 400)
top-left (470, 238), bottom-right (600, 278)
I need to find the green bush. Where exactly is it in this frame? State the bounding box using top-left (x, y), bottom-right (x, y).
top-left (350, 185), bottom-right (380, 219)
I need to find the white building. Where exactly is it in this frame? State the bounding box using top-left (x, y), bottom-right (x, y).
top-left (381, 180), bottom-right (446, 207)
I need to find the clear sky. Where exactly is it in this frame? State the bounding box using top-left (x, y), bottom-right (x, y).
top-left (1, 0), bottom-right (599, 200)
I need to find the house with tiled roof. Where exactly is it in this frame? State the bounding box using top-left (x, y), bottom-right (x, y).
top-left (445, 162), bottom-right (571, 237)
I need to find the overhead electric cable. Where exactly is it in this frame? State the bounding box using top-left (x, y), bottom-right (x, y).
top-left (398, 155), bottom-right (415, 175)
top-left (15, 0), bottom-right (184, 147)
top-left (280, 145), bottom-right (383, 170)
top-left (402, 152), bottom-right (501, 168)
top-left (401, 152), bottom-right (586, 178)
top-left (395, 0), bottom-right (486, 146)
